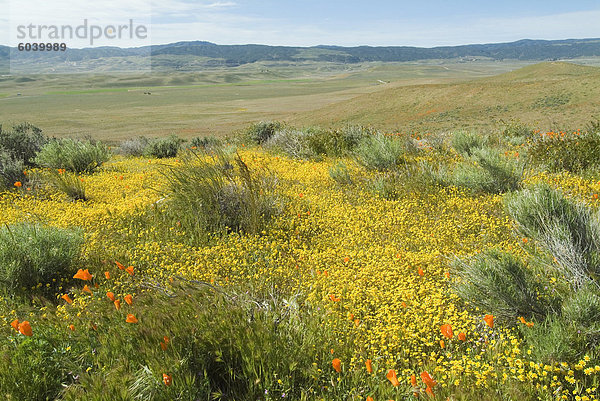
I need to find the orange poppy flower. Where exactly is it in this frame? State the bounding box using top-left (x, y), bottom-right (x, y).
top-left (418, 268), bottom-right (424, 276)
top-left (410, 374), bottom-right (417, 387)
top-left (106, 291), bottom-right (116, 301)
top-left (114, 300), bottom-right (121, 310)
top-left (73, 268), bottom-right (93, 281)
top-left (10, 319), bottom-right (19, 331)
top-left (14, 181), bottom-right (22, 188)
top-left (440, 324), bottom-right (453, 339)
top-left (458, 332), bottom-right (467, 341)
top-left (163, 373), bottom-right (172, 386)
top-left (420, 371), bottom-right (437, 388)
top-left (386, 369), bottom-right (400, 387)
top-left (367, 397), bottom-right (374, 401)
top-left (104, 271), bottom-right (111, 280)
top-left (124, 294), bottom-right (133, 305)
top-left (329, 294), bottom-right (341, 302)
top-left (365, 359), bottom-right (373, 373)
top-left (18, 321), bottom-right (33, 336)
top-left (126, 314), bottom-right (138, 323)
top-left (401, 301), bottom-right (407, 308)
top-left (484, 314), bottom-right (494, 328)
top-left (440, 340), bottom-right (445, 349)
top-left (69, 324), bottom-right (75, 331)
top-left (125, 266), bottom-right (134, 276)
top-left (160, 341), bottom-right (168, 351)
top-left (82, 285), bottom-right (92, 294)
top-left (332, 358), bottom-right (342, 373)
top-left (163, 336), bottom-right (170, 344)
top-left (115, 261), bottom-right (125, 270)
top-left (343, 257), bottom-right (350, 263)
top-left (61, 294), bottom-right (73, 304)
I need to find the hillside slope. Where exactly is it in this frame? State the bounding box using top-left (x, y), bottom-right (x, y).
top-left (290, 62), bottom-right (600, 132)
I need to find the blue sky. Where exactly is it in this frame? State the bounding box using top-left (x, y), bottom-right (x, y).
top-left (3, 0), bottom-right (600, 48)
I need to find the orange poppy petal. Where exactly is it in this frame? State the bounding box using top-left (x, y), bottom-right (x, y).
top-left (332, 358), bottom-right (342, 373)
top-left (18, 321), bottom-right (33, 336)
top-left (386, 369), bottom-right (400, 387)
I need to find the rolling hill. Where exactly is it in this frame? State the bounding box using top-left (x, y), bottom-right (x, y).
top-left (290, 62), bottom-right (600, 133)
top-left (2, 38), bottom-right (600, 74)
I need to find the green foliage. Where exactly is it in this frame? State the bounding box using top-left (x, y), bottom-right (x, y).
top-left (35, 138), bottom-right (111, 173)
top-left (119, 136), bottom-right (150, 157)
top-left (502, 120), bottom-right (534, 146)
top-left (264, 128), bottom-right (316, 160)
top-left (189, 135), bottom-right (221, 150)
top-left (527, 131), bottom-right (600, 173)
top-left (246, 121), bottom-right (283, 145)
top-left (161, 150), bottom-right (282, 245)
top-left (0, 150), bottom-right (26, 190)
top-left (0, 122), bottom-right (47, 166)
top-left (453, 249), bottom-right (551, 323)
top-left (47, 169), bottom-right (87, 201)
top-left (354, 133), bottom-right (413, 171)
top-left (0, 326), bottom-right (79, 400)
top-left (328, 162), bottom-right (353, 186)
top-left (504, 184), bottom-right (600, 288)
top-left (145, 135), bottom-right (185, 159)
top-left (0, 223), bottom-right (83, 298)
top-left (451, 131), bottom-right (486, 157)
top-left (451, 147), bottom-right (523, 194)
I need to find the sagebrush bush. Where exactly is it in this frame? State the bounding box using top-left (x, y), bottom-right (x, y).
top-left (190, 135), bottom-right (221, 150)
top-left (119, 136), bottom-right (149, 157)
top-left (246, 121), bottom-right (283, 144)
top-left (328, 162), bottom-right (353, 186)
top-left (354, 133), bottom-right (412, 171)
top-left (264, 128), bottom-right (316, 160)
top-left (145, 135), bottom-right (184, 158)
top-left (528, 131), bottom-right (600, 173)
top-left (0, 150), bottom-right (26, 189)
top-left (453, 249), bottom-right (551, 323)
top-left (0, 223), bottom-right (83, 298)
top-left (0, 122), bottom-right (47, 166)
top-left (162, 150), bottom-right (282, 244)
top-left (504, 184), bottom-right (600, 288)
top-left (451, 131), bottom-right (486, 156)
top-left (452, 147), bottom-right (523, 193)
top-left (35, 138), bottom-right (110, 173)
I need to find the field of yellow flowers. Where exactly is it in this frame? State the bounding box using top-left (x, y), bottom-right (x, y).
top-left (2, 139), bottom-right (600, 400)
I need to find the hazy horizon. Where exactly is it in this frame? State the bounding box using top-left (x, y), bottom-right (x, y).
top-left (2, 1), bottom-right (600, 49)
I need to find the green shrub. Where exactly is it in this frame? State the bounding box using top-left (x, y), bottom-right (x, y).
top-left (451, 131), bottom-right (486, 156)
top-left (190, 135), bottom-right (221, 150)
top-left (119, 136), bottom-right (149, 157)
top-left (504, 184), bottom-right (600, 288)
top-left (452, 147), bottom-right (523, 194)
top-left (264, 128), bottom-right (316, 160)
top-left (145, 135), bottom-right (184, 158)
top-left (328, 162), bottom-right (353, 186)
top-left (502, 120), bottom-right (534, 146)
top-left (0, 122), bottom-right (47, 166)
top-left (47, 169), bottom-right (87, 201)
top-left (35, 138), bottom-right (110, 173)
top-left (0, 223), bottom-right (83, 298)
top-left (367, 172), bottom-right (402, 200)
top-left (527, 131), bottom-right (600, 172)
top-left (453, 249), bottom-right (551, 323)
top-left (354, 133), bottom-right (412, 171)
top-left (0, 150), bottom-right (26, 190)
top-left (246, 121), bottom-right (283, 144)
top-left (162, 150), bottom-right (282, 245)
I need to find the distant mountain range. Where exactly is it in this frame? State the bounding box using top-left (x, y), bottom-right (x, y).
top-left (2, 38), bottom-right (600, 73)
